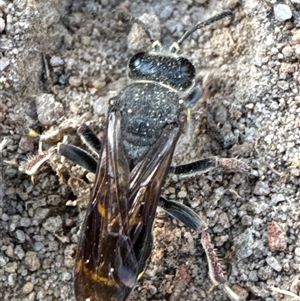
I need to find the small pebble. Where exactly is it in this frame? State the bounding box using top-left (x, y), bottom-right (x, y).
top-left (266, 256), bottom-right (282, 272)
top-left (5, 245), bottom-right (14, 258)
top-left (24, 251), bottom-right (41, 271)
top-left (0, 256), bottom-right (7, 266)
top-left (258, 266), bottom-right (273, 280)
top-left (249, 270), bottom-right (258, 282)
top-left (277, 80), bottom-right (290, 91)
top-left (14, 245), bottom-right (25, 260)
top-left (0, 17), bottom-right (5, 32)
top-left (35, 94), bottom-right (64, 126)
top-left (178, 190), bottom-right (187, 198)
top-left (295, 247), bottom-right (300, 257)
top-left (253, 181), bottom-right (270, 196)
top-left (8, 274), bottom-right (15, 286)
top-left (49, 55), bottom-right (64, 67)
top-left (3, 262), bottom-right (18, 273)
top-left (43, 216), bottom-right (63, 233)
top-left (18, 136), bottom-right (35, 152)
top-left (69, 76), bottom-right (82, 87)
top-left (22, 282), bottom-right (34, 294)
top-left (292, 30), bottom-right (300, 44)
top-left (280, 62), bottom-right (294, 73)
top-left (159, 6), bottom-right (173, 20)
top-left (267, 221), bottom-right (287, 251)
top-left (282, 45), bottom-right (293, 57)
top-left (274, 4), bottom-right (292, 22)
top-left (61, 271), bottom-right (72, 281)
top-left (294, 45), bottom-right (300, 59)
top-left (81, 35), bottom-right (91, 46)
top-left (20, 217), bottom-right (31, 228)
top-left (34, 208), bottom-right (50, 222)
top-left (219, 212), bottom-right (230, 228)
top-left (241, 215), bottom-right (253, 226)
top-left (15, 229), bottom-right (26, 243)
top-left (0, 57), bottom-right (10, 71)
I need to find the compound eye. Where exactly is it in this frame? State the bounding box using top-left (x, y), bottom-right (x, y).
top-left (179, 58), bottom-right (195, 79)
top-left (129, 52), bottom-right (146, 77)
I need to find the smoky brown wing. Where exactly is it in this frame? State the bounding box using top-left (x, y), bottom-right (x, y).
top-left (74, 110), bottom-right (137, 301)
top-left (74, 109), bottom-right (182, 301)
top-left (126, 123), bottom-right (182, 274)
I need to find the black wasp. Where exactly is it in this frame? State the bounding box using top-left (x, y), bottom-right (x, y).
top-left (22, 10), bottom-right (245, 301)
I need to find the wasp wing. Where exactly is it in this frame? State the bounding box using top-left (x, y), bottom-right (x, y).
top-left (74, 109), bottom-right (181, 301)
top-left (126, 122), bottom-right (181, 275)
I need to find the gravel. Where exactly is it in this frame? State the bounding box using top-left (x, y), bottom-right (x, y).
top-left (1, 0), bottom-right (300, 301)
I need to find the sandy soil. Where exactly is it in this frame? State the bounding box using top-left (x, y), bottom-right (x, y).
top-left (1, 0), bottom-right (300, 300)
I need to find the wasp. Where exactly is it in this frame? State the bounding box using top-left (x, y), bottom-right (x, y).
top-left (21, 10), bottom-right (248, 301)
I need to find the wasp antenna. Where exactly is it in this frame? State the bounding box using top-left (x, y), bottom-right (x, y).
top-left (172, 10), bottom-right (234, 52)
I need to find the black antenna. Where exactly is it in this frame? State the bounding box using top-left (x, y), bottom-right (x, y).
top-left (171, 10), bottom-right (234, 53)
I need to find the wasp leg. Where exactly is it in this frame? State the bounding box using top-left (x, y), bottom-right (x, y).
top-left (159, 197), bottom-right (242, 300)
top-left (77, 124), bottom-right (102, 155)
top-left (201, 230), bottom-right (241, 301)
top-left (158, 196), bottom-right (206, 231)
top-left (54, 124), bottom-right (102, 173)
top-left (169, 157), bottom-right (250, 176)
top-left (57, 143), bottom-right (97, 173)
top-left (19, 146), bottom-right (57, 180)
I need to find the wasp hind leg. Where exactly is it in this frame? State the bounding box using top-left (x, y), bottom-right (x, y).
top-left (158, 196), bottom-right (205, 231)
top-left (201, 230), bottom-right (242, 301)
top-left (159, 196), bottom-right (242, 301)
top-left (166, 156), bottom-right (247, 301)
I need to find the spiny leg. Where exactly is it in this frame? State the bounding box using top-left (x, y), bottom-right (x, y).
top-left (20, 124), bottom-right (101, 177)
top-left (169, 157), bottom-right (251, 176)
top-left (159, 197), bottom-right (242, 300)
top-left (201, 230), bottom-right (241, 301)
top-left (167, 156), bottom-right (249, 301)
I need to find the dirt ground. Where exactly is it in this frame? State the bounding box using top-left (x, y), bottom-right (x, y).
top-left (1, 0), bottom-right (300, 300)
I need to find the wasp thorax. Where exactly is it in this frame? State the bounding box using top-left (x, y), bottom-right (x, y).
top-left (128, 52), bottom-right (195, 91)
